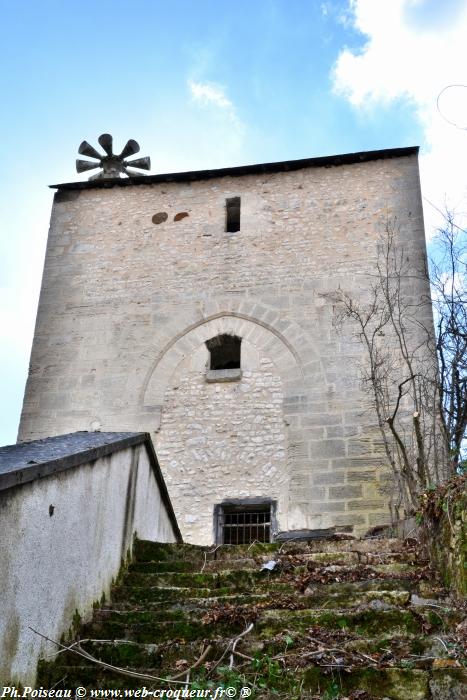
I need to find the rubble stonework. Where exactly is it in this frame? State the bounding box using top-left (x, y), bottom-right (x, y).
top-left (18, 149), bottom-right (432, 543)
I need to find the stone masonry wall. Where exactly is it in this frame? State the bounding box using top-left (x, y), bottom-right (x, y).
top-left (18, 153), bottom-right (432, 543)
top-left (157, 348), bottom-right (287, 543)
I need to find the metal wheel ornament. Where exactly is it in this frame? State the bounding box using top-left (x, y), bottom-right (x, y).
top-left (76, 133), bottom-right (151, 180)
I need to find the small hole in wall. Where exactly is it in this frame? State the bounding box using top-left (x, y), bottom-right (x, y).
top-left (152, 212), bottom-right (168, 224)
top-left (174, 212), bottom-right (189, 221)
top-left (49, 504), bottom-right (55, 517)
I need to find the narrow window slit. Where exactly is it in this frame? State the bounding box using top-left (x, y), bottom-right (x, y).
top-left (226, 196), bottom-right (241, 232)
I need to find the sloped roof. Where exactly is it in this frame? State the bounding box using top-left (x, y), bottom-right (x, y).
top-left (51, 146), bottom-right (419, 192)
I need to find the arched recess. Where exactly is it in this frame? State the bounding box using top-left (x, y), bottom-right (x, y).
top-left (141, 312), bottom-right (305, 429)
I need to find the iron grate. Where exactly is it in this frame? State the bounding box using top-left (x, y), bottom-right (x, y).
top-left (218, 504), bottom-right (271, 544)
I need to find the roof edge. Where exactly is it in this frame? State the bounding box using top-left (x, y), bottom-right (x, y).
top-left (0, 431), bottom-right (183, 542)
top-left (0, 432), bottom-right (147, 491)
top-left (50, 146), bottom-right (419, 191)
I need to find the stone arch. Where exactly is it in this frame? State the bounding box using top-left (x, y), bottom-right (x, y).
top-left (141, 311), bottom-right (307, 428)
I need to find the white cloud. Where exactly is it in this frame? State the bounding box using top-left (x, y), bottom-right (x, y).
top-left (332, 0), bottom-right (467, 237)
top-left (188, 80), bottom-right (234, 110)
top-left (188, 80), bottom-right (245, 135)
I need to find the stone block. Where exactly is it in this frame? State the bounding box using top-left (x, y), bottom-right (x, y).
top-left (309, 439), bottom-right (345, 459)
top-left (368, 511), bottom-right (391, 526)
top-left (302, 414), bottom-right (342, 427)
top-left (305, 486), bottom-right (326, 500)
top-left (332, 513), bottom-right (367, 527)
top-left (312, 501), bottom-right (346, 513)
top-left (347, 470), bottom-right (377, 482)
top-left (347, 439), bottom-right (374, 456)
top-left (329, 484), bottom-right (363, 499)
top-left (326, 425), bottom-right (344, 438)
top-left (312, 471), bottom-right (345, 486)
top-left (348, 498), bottom-right (386, 511)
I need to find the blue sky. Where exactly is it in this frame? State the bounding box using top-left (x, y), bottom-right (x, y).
top-left (1, 0), bottom-right (467, 445)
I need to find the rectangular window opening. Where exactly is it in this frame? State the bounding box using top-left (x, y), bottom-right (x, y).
top-left (207, 334), bottom-right (241, 370)
top-left (216, 503), bottom-right (272, 544)
top-left (226, 196), bottom-right (241, 233)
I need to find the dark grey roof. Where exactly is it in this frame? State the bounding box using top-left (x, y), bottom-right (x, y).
top-left (51, 146), bottom-right (419, 192)
top-left (0, 431), bottom-right (147, 491)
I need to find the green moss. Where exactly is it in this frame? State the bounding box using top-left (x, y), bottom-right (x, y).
top-left (305, 668), bottom-right (429, 700)
top-left (133, 540), bottom-right (207, 562)
top-left (86, 641), bottom-right (160, 668)
top-left (1, 614), bottom-right (20, 677)
top-left (423, 483), bottom-right (466, 599)
top-left (356, 668), bottom-right (429, 699)
top-left (36, 538), bottom-right (465, 695)
top-left (71, 609), bottom-right (81, 635)
top-left (258, 608), bottom-right (421, 638)
top-left (130, 560), bottom-right (196, 573)
top-left (430, 668), bottom-right (467, 697)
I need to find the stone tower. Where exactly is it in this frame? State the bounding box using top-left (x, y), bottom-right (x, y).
top-left (18, 146), bottom-right (432, 544)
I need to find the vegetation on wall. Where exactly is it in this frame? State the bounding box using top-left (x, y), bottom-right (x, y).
top-left (418, 473), bottom-right (466, 598)
top-left (330, 215), bottom-right (467, 520)
top-left (429, 214), bottom-right (467, 474)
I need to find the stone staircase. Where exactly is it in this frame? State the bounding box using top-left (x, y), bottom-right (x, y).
top-left (37, 537), bottom-right (466, 699)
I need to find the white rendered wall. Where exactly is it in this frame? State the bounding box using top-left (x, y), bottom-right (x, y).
top-left (0, 443), bottom-right (178, 686)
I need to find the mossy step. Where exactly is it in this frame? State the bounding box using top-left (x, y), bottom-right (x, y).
top-left (272, 550), bottom-right (420, 566)
top-left (255, 630), bottom-right (456, 661)
top-left (105, 592), bottom-right (273, 609)
top-left (38, 628), bottom-right (458, 681)
top-left (302, 577), bottom-right (429, 595)
top-left (304, 666), bottom-right (430, 700)
top-left (130, 551), bottom-right (422, 576)
top-left (112, 584), bottom-right (230, 602)
top-left (36, 663), bottom-right (173, 691)
top-left (121, 561), bottom-right (426, 590)
top-left (130, 557), bottom-right (258, 573)
top-left (302, 666), bottom-right (467, 700)
top-left (108, 587), bottom-right (412, 612)
top-left (133, 538), bottom-right (413, 563)
top-left (121, 569), bottom-right (283, 589)
top-left (83, 604), bottom-right (454, 644)
top-left (112, 582), bottom-right (295, 604)
top-left (105, 587), bottom-right (416, 612)
top-left (133, 540), bottom-right (281, 564)
top-left (256, 607), bottom-right (435, 637)
top-left (343, 632), bottom-right (459, 659)
top-left (38, 638), bottom-right (223, 678)
top-left (300, 588), bottom-right (412, 607)
top-left (207, 551), bottom-right (365, 568)
top-left (134, 541), bottom-right (209, 562)
top-left (129, 560), bottom-right (201, 573)
top-left (205, 537), bottom-right (411, 558)
top-left (107, 577), bottom-right (437, 610)
top-left (114, 574), bottom-right (435, 606)
top-left (81, 610), bottom-right (244, 643)
top-left (36, 661), bottom-right (467, 700)
top-left (80, 620), bottom-right (237, 644)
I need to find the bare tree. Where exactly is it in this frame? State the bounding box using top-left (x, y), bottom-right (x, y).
top-left (429, 211), bottom-right (467, 472)
top-left (331, 220), bottom-right (451, 519)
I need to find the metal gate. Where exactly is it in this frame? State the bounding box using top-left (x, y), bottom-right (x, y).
top-left (216, 503), bottom-right (272, 544)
